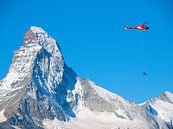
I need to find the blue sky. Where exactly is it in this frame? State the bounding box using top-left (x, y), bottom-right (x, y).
top-left (0, 0), bottom-right (173, 103)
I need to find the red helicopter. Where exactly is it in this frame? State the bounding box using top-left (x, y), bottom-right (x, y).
top-left (124, 23), bottom-right (149, 31)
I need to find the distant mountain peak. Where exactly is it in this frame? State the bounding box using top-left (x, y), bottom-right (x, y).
top-left (162, 91), bottom-right (173, 97)
top-left (159, 91), bottom-right (173, 103)
top-left (141, 91), bottom-right (173, 129)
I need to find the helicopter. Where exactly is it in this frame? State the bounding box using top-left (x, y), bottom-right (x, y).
top-left (124, 23), bottom-right (149, 31)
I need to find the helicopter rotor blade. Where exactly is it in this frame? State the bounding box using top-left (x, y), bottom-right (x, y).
top-left (141, 22), bottom-right (149, 25)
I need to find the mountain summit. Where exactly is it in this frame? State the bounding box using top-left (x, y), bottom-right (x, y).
top-left (0, 26), bottom-right (172, 129)
top-left (142, 91), bottom-right (173, 128)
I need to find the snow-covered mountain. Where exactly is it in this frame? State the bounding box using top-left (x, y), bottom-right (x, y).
top-left (0, 26), bottom-right (172, 129)
top-left (142, 91), bottom-right (173, 129)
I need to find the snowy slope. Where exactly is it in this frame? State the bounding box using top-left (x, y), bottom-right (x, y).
top-left (0, 26), bottom-right (170, 129)
top-left (142, 91), bottom-right (173, 129)
top-left (43, 78), bottom-right (159, 129)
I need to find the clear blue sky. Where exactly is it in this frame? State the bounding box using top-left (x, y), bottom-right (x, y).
top-left (0, 0), bottom-right (173, 103)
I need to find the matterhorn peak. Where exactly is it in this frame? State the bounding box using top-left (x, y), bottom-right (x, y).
top-left (24, 26), bottom-right (64, 67)
top-left (24, 26), bottom-right (48, 45)
top-left (0, 26), bottom-right (79, 129)
top-left (30, 26), bottom-right (47, 33)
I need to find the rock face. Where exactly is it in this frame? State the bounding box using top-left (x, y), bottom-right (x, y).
top-left (0, 26), bottom-right (171, 129)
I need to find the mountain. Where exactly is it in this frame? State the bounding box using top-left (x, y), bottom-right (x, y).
top-left (142, 91), bottom-right (173, 129)
top-left (0, 26), bottom-right (171, 129)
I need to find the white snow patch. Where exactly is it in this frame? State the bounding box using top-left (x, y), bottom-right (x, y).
top-left (0, 109), bottom-right (7, 122)
top-left (43, 107), bottom-right (153, 129)
top-left (11, 125), bottom-right (22, 129)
